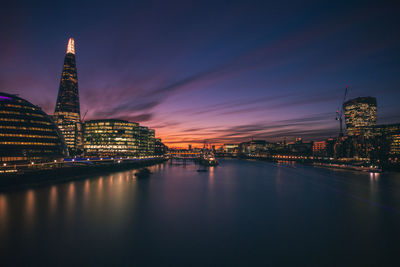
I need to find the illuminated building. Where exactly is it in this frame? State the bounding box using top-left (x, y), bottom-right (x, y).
top-left (389, 134), bottom-right (400, 163)
top-left (137, 126), bottom-right (148, 156)
top-left (312, 139), bottom-right (335, 158)
top-left (53, 38), bottom-right (83, 156)
top-left (223, 144), bottom-right (239, 153)
top-left (83, 119), bottom-right (138, 157)
top-left (148, 129), bottom-right (155, 156)
top-left (239, 140), bottom-right (270, 156)
top-left (137, 126), bottom-right (155, 157)
top-left (0, 92), bottom-right (67, 163)
top-left (372, 123), bottom-right (400, 164)
top-left (373, 123), bottom-right (400, 136)
top-left (343, 97), bottom-right (377, 136)
top-left (313, 141), bottom-right (327, 155)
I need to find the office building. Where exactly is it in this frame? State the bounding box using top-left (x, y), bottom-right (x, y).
top-left (148, 128), bottom-right (155, 156)
top-left (137, 126), bottom-right (150, 157)
top-left (343, 97), bottom-right (377, 136)
top-left (83, 119), bottom-right (138, 157)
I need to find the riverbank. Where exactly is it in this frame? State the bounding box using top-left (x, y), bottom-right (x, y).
top-left (0, 158), bottom-right (166, 191)
top-left (218, 155), bottom-right (394, 172)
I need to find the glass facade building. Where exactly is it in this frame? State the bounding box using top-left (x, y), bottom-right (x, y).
top-left (343, 97), bottom-right (377, 136)
top-left (148, 129), bottom-right (155, 156)
top-left (0, 92), bottom-right (67, 163)
top-left (84, 119), bottom-right (138, 157)
top-left (54, 38), bottom-right (83, 156)
top-left (137, 126), bottom-right (149, 157)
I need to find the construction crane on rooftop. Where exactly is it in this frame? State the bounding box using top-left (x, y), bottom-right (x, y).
top-left (81, 109), bottom-right (88, 123)
top-left (336, 85), bottom-right (349, 137)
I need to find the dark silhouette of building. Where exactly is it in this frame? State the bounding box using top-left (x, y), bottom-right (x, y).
top-left (0, 92), bottom-right (67, 163)
top-left (155, 138), bottom-right (168, 156)
top-left (54, 38), bottom-right (83, 156)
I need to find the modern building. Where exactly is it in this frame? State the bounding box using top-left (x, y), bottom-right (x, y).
top-left (239, 140), bottom-right (271, 156)
top-left (373, 123), bottom-right (400, 136)
top-left (223, 144), bottom-right (239, 153)
top-left (136, 126), bottom-right (155, 157)
top-left (313, 139), bottom-right (335, 158)
top-left (155, 138), bottom-right (168, 156)
top-left (313, 141), bottom-right (327, 155)
top-left (83, 119), bottom-right (138, 157)
top-left (343, 97), bottom-right (377, 136)
top-left (148, 129), bottom-right (155, 156)
top-left (0, 92), bottom-right (67, 163)
top-left (389, 134), bottom-right (400, 162)
top-left (53, 38), bottom-right (83, 156)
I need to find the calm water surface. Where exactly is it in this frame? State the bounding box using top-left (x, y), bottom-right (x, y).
top-left (1, 159), bottom-right (400, 266)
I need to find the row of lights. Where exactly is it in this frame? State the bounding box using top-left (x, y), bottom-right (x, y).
top-left (1, 155), bottom-right (164, 168)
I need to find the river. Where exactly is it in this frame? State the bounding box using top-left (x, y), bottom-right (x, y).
top-left (1, 159), bottom-right (400, 266)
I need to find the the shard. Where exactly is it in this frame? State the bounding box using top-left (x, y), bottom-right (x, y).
top-left (54, 38), bottom-right (83, 156)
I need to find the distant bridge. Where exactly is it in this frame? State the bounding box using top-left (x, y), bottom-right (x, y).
top-left (167, 150), bottom-right (202, 159)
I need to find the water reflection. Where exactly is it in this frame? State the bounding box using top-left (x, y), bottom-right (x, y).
top-left (67, 183), bottom-right (76, 217)
top-left (0, 194), bottom-right (7, 232)
top-left (25, 190), bottom-right (35, 230)
top-left (0, 160), bottom-right (400, 266)
top-left (98, 177), bottom-right (103, 194)
top-left (83, 180), bottom-right (90, 209)
top-left (49, 186), bottom-right (57, 214)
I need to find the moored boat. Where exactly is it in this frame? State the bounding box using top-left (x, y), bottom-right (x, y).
top-left (199, 153), bottom-right (219, 166)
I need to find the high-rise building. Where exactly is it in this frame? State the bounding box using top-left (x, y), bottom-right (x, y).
top-left (0, 92), bottom-right (67, 163)
top-left (54, 38), bottom-right (83, 156)
top-left (83, 119), bottom-right (138, 157)
top-left (343, 97), bottom-right (377, 136)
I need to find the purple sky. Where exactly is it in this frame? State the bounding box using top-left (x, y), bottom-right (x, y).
top-left (1, 0), bottom-right (399, 147)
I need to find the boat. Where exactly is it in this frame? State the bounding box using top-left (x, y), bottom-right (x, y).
top-left (197, 169), bottom-right (208, 172)
top-left (199, 152), bottom-right (219, 166)
top-left (135, 168), bottom-right (152, 178)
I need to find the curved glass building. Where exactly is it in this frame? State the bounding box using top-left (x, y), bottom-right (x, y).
top-left (0, 92), bottom-right (67, 163)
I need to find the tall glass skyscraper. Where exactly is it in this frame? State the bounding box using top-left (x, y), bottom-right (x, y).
top-left (343, 96), bottom-right (377, 136)
top-left (54, 38), bottom-right (83, 156)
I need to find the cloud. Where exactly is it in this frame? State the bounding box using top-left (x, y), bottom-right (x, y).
top-left (115, 113), bottom-right (154, 123)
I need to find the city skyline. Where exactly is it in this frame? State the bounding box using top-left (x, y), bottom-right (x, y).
top-left (1, 0), bottom-right (400, 147)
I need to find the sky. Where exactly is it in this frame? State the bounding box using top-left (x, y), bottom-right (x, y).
top-left (1, 0), bottom-right (399, 148)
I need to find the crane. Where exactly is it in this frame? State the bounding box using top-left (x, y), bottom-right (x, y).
top-left (336, 85), bottom-right (349, 137)
top-left (81, 109), bottom-right (88, 123)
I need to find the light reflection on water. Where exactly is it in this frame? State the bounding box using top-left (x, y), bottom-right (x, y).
top-left (0, 159), bottom-right (400, 266)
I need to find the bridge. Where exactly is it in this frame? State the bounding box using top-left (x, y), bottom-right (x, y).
top-left (167, 150), bottom-right (202, 160)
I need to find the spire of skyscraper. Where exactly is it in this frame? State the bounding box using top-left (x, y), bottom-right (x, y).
top-left (55, 38), bottom-right (80, 116)
top-left (54, 38), bottom-right (83, 156)
top-left (66, 37), bottom-right (75, 54)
